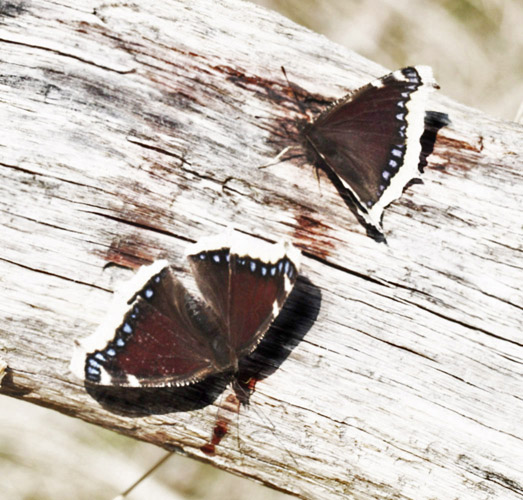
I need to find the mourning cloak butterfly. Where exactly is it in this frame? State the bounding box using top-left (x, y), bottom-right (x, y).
top-left (303, 66), bottom-right (438, 234)
top-left (70, 232), bottom-right (301, 387)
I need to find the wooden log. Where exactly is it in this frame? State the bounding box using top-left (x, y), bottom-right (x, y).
top-left (1, 1), bottom-right (522, 499)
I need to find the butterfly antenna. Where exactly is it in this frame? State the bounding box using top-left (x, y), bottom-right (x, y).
top-left (258, 66), bottom-right (310, 171)
top-left (232, 391), bottom-right (242, 453)
top-left (281, 66), bottom-right (307, 117)
top-left (314, 165), bottom-right (323, 191)
top-left (113, 450), bottom-right (173, 500)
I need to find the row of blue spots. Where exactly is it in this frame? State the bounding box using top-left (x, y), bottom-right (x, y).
top-left (133, 270), bottom-right (165, 303)
top-left (197, 250), bottom-right (230, 264)
top-left (117, 304), bottom-right (139, 342)
top-left (238, 256), bottom-right (295, 279)
top-left (402, 69), bottom-right (421, 95)
top-left (84, 303), bottom-right (141, 381)
top-left (371, 85), bottom-right (414, 203)
top-left (141, 273), bottom-right (162, 301)
top-left (86, 357), bottom-right (101, 379)
top-left (402, 67), bottom-right (421, 84)
top-left (195, 250), bottom-right (297, 282)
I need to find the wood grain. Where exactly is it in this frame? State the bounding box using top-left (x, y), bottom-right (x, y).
top-left (1, 1), bottom-right (522, 499)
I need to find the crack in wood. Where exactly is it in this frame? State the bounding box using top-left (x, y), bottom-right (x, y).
top-left (126, 136), bottom-right (188, 161)
top-left (457, 455), bottom-right (523, 495)
top-left (1, 162), bottom-right (117, 198)
top-left (304, 250), bottom-right (391, 288)
top-left (0, 256), bottom-right (111, 291)
top-left (399, 295), bottom-right (522, 347)
top-left (0, 36), bottom-right (136, 74)
top-left (82, 210), bottom-right (195, 245)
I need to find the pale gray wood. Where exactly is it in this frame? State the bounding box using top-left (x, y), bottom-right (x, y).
top-left (0, 1), bottom-right (522, 499)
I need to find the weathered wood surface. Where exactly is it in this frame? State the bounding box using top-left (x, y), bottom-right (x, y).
top-left (1, 1), bottom-right (522, 499)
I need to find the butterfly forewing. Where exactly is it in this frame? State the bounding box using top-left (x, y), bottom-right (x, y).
top-left (305, 66), bottom-right (437, 231)
top-left (308, 78), bottom-right (412, 203)
top-left (188, 235), bottom-right (301, 361)
top-left (77, 263), bottom-right (222, 387)
top-left (187, 244), bottom-right (231, 331)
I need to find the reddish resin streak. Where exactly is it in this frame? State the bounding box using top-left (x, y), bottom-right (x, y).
top-left (200, 420), bottom-right (229, 456)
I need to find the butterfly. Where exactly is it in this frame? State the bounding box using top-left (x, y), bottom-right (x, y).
top-left (302, 66), bottom-right (438, 235)
top-left (70, 232), bottom-right (301, 388)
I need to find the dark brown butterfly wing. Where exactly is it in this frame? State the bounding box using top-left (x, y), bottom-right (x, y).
top-left (72, 235), bottom-right (301, 387)
top-left (73, 261), bottom-right (223, 387)
top-left (188, 233), bottom-right (301, 363)
top-left (227, 241), bottom-right (300, 358)
top-left (305, 66), bottom-right (438, 232)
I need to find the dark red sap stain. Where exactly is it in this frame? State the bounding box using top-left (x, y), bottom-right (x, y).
top-left (214, 65), bottom-right (266, 88)
top-left (293, 213), bottom-right (335, 260)
top-left (212, 64), bottom-right (325, 116)
top-left (200, 391), bottom-right (243, 456)
top-left (212, 65), bottom-right (283, 98)
top-left (245, 377), bottom-right (257, 393)
top-left (430, 134), bottom-right (484, 173)
top-left (104, 236), bottom-right (154, 269)
top-left (200, 420), bottom-right (229, 456)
